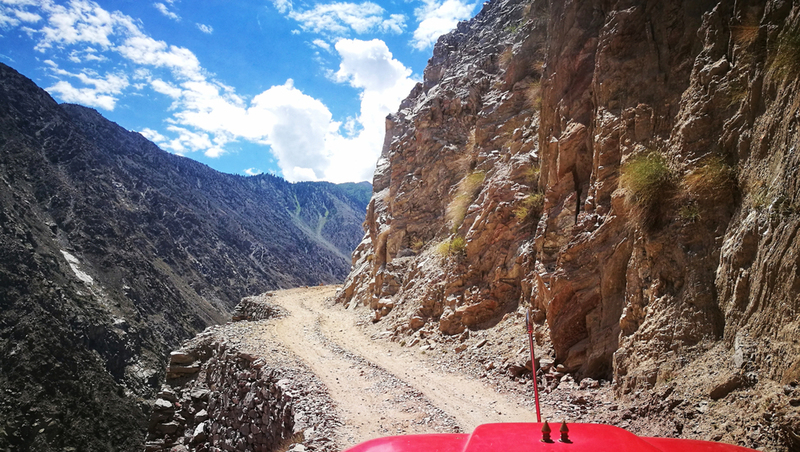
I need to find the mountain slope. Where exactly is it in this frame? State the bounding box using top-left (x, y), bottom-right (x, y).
top-left (336, 0), bottom-right (800, 449)
top-left (0, 63), bottom-right (369, 451)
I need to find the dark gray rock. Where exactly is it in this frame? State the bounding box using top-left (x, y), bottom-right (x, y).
top-left (0, 62), bottom-right (370, 452)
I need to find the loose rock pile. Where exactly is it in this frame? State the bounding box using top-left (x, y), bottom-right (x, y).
top-left (231, 293), bottom-right (286, 322)
top-left (146, 295), bottom-right (339, 452)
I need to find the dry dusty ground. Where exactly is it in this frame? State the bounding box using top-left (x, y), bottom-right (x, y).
top-left (258, 285), bottom-right (536, 449)
top-left (227, 285), bottom-right (794, 452)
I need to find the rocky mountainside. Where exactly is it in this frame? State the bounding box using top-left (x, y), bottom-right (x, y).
top-left (0, 63), bottom-right (370, 452)
top-left (337, 0), bottom-right (800, 449)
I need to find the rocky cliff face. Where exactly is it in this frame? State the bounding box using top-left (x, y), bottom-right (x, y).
top-left (338, 0), bottom-right (800, 448)
top-left (0, 63), bottom-right (369, 452)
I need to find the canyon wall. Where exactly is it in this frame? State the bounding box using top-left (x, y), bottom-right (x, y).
top-left (0, 63), bottom-right (369, 451)
top-left (338, 0), bottom-right (800, 420)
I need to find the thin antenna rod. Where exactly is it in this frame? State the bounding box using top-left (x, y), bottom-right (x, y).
top-left (526, 308), bottom-right (542, 422)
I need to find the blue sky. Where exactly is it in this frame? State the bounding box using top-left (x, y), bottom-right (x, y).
top-left (0, 0), bottom-right (481, 182)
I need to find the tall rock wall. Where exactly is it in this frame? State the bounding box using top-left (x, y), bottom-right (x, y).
top-left (337, 0), bottom-right (800, 411)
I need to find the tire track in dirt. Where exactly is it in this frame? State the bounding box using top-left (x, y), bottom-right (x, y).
top-left (265, 286), bottom-right (536, 449)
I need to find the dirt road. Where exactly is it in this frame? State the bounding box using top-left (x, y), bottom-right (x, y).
top-left (261, 286), bottom-right (536, 449)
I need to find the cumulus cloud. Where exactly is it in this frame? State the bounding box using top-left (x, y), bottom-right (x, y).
top-left (150, 78), bottom-right (182, 99)
top-left (274, 1), bottom-right (405, 36)
top-left (149, 40), bottom-right (415, 182)
top-left (43, 61), bottom-right (128, 110)
top-left (412, 0), bottom-right (476, 50)
top-left (47, 79), bottom-right (118, 110)
top-left (139, 127), bottom-right (167, 143)
top-left (117, 35), bottom-right (203, 80)
top-left (244, 167), bottom-right (262, 176)
top-left (325, 39), bottom-right (417, 181)
top-left (158, 125), bottom-right (226, 158)
top-left (33, 0), bottom-right (139, 51)
top-left (334, 38), bottom-right (412, 91)
top-left (5, 0), bottom-right (414, 182)
top-left (196, 23), bottom-right (212, 34)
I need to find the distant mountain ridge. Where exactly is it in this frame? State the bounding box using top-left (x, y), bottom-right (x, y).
top-left (0, 63), bottom-right (370, 451)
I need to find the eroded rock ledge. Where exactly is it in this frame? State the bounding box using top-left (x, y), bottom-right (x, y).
top-left (146, 295), bottom-right (338, 452)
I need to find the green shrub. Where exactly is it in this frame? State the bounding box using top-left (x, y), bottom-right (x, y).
top-left (678, 203), bottom-right (700, 223)
top-left (726, 77), bottom-right (748, 109)
top-left (523, 164), bottom-right (540, 186)
top-left (621, 151), bottom-right (673, 206)
top-left (620, 150), bottom-right (675, 228)
top-left (731, 25), bottom-right (760, 47)
top-left (436, 235), bottom-right (467, 258)
top-left (513, 192), bottom-right (544, 224)
top-left (499, 47), bottom-right (514, 69)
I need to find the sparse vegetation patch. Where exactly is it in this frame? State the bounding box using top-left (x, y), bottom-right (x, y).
top-left (771, 27), bottom-right (800, 77)
top-left (620, 150), bottom-right (676, 228)
top-left (436, 235), bottom-right (467, 257)
top-left (731, 25), bottom-right (760, 47)
top-left (683, 156), bottom-right (736, 202)
top-left (446, 171), bottom-right (485, 231)
top-left (513, 192), bottom-right (544, 224)
top-left (621, 151), bottom-right (674, 207)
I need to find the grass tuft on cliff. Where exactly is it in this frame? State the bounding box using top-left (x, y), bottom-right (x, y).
top-left (446, 171), bottom-right (485, 231)
top-left (620, 150), bottom-right (675, 228)
top-left (771, 27), bottom-right (800, 78)
top-left (436, 235), bottom-right (467, 257)
top-left (731, 25), bottom-right (760, 47)
top-left (684, 156), bottom-right (736, 202)
top-left (514, 192), bottom-right (544, 224)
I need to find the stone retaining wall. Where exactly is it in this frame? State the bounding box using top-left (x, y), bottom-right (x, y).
top-left (231, 293), bottom-right (286, 322)
top-left (146, 297), bottom-right (337, 452)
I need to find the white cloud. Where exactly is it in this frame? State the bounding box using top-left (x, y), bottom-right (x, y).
top-left (381, 13), bottom-right (405, 34)
top-left (117, 35), bottom-right (203, 81)
top-left (47, 79), bottom-right (119, 110)
top-left (334, 38), bottom-right (412, 91)
top-left (67, 46), bottom-right (105, 63)
top-left (0, 3), bottom-right (40, 29)
top-left (13, 8), bottom-right (40, 22)
top-left (151, 78), bottom-right (182, 99)
top-left (6, 0), bottom-right (411, 182)
top-left (140, 127), bottom-right (167, 143)
top-left (271, 0), bottom-right (292, 14)
top-left (312, 38), bottom-right (330, 51)
top-left (158, 125), bottom-right (226, 158)
top-left (249, 80), bottom-right (334, 180)
top-left (43, 62), bottom-right (128, 110)
top-left (196, 23), bottom-right (212, 34)
top-left (153, 2), bottom-right (179, 21)
top-left (151, 40), bottom-right (415, 182)
top-left (277, 1), bottom-right (406, 36)
top-left (412, 0), bottom-right (476, 50)
top-left (244, 167), bottom-right (262, 176)
top-left (0, 11), bottom-right (20, 29)
top-left (34, 0), bottom-right (139, 51)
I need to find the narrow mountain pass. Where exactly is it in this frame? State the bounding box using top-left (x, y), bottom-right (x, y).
top-left (262, 286), bottom-right (536, 449)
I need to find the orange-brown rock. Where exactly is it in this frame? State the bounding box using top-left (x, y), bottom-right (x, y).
top-left (337, 0), bottom-right (800, 417)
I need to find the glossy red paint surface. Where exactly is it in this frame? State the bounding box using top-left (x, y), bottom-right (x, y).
top-left (342, 423), bottom-right (760, 452)
top-left (642, 437), bottom-right (760, 452)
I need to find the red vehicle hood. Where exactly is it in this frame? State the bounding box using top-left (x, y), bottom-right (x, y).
top-left (342, 423), bottom-right (758, 452)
